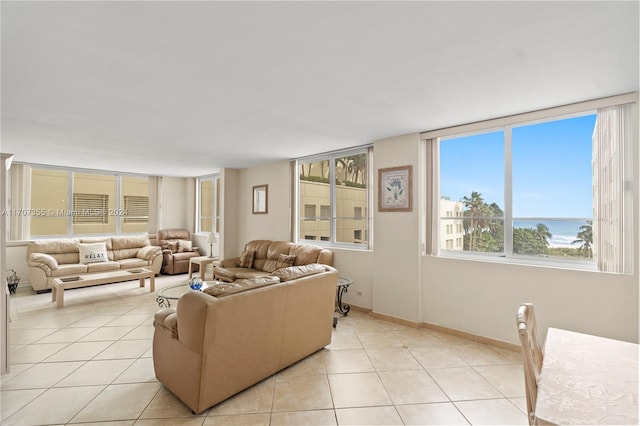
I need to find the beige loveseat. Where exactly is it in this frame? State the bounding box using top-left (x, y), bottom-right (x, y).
top-left (213, 239), bottom-right (334, 282)
top-left (152, 261), bottom-right (338, 414)
top-left (27, 236), bottom-right (162, 293)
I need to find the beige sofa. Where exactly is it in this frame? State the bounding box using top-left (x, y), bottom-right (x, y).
top-left (152, 261), bottom-right (338, 414)
top-left (27, 236), bottom-right (162, 293)
top-left (213, 239), bottom-right (334, 282)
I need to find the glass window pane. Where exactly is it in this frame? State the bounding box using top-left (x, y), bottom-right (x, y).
top-left (440, 131), bottom-right (504, 254)
top-left (336, 218), bottom-right (367, 245)
top-left (30, 169), bottom-right (69, 237)
top-left (298, 160), bottom-right (330, 241)
top-left (121, 176), bottom-right (148, 233)
top-left (72, 173), bottom-right (116, 235)
top-left (200, 179), bottom-right (213, 233)
top-left (335, 153), bottom-right (367, 245)
top-left (512, 115), bottom-right (595, 260)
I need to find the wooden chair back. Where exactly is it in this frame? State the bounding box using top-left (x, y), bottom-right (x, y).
top-left (516, 303), bottom-right (543, 425)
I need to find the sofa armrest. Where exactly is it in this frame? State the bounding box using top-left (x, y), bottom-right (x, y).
top-left (153, 308), bottom-right (178, 339)
top-left (28, 253), bottom-right (59, 275)
top-left (176, 291), bottom-right (214, 354)
top-left (138, 245), bottom-right (162, 261)
top-left (220, 258), bottom-right (239, 267)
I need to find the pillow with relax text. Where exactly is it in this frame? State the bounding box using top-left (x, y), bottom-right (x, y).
top-left (78, 242), bottom-right (109, 265)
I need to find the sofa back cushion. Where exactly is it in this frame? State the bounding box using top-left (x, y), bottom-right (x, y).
top-left (258, 241), bottom-right (294, 272)
top-left (112, 236), bottom-right (151, 260)
top-left (157, 228), bottom-right (191, 250)
top-left (290, 245), bottom-right (323, 266)
top-left (27, 239), bottom-right (80, 265)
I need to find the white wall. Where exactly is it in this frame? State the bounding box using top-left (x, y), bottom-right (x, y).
top-left (422, 256), bottom-right (639, 344)
top-left (159, 176), bottom-right (194, 231)
top-left (220, 168), bottom-right (240, 260)
top-left (236, 161), bottom-right (292, 245)
top-left (332, 248), bottom-right (374, 309)
top-left (372, 133), bottom-right (422, 323)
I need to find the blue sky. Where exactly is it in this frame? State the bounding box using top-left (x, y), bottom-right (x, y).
top-left (440, 114), bottom-right (597, 219)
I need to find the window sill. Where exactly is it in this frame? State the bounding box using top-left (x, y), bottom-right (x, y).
top-left (435, 250), bottom-right (602, 273)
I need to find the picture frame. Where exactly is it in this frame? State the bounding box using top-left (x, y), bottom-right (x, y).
top-left (252, 184), bottom-right (268, 214)
top-left (378, 165), bottom-right (412, 212)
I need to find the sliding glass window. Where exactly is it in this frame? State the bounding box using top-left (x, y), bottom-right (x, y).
top-left (296, 147), bottom-right (371, 249)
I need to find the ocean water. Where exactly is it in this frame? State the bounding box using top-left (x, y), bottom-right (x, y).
top-left (513, 219), bottom-right (591, 248)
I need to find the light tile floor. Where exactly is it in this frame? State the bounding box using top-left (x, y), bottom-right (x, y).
top-left (1, 275), bottom-right (527, 425)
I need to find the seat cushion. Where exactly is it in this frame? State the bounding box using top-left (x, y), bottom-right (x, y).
top-left (118, 258), bottom-right (148, 269)
top-left (51, 264), bottom-right (88, 277)
top-left (86, 261), bottom-right (120, 272)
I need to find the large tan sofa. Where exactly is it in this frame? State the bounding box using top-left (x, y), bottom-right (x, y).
top-left (152, 240), bottom-right (337, 414)
top-left (213, 239), bottom-right (334, 282)
top-left (27, 236), bottom-right (162, 293)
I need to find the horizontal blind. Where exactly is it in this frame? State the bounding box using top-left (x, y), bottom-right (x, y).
top-left (72, 193), bottom-right (108, 224)
top-left (124, 195), bottom-right (149, 224)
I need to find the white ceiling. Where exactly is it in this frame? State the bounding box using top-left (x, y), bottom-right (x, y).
top-left (1, 1), bottom-right (638, 177)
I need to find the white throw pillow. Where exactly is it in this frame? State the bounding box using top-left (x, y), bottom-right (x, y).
top-left (178, 240), bottom-right (193, 252)
top-left (78, 242), bottom-right (108, 264)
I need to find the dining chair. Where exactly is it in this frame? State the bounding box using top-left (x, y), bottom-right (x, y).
top-left (516, 303), bottom-right (543, 426)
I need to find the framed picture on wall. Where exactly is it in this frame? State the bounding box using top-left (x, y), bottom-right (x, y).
top-left (378, 165), bottom-right (412, 212)
top-left (252, 184), bottom-right (268, 214)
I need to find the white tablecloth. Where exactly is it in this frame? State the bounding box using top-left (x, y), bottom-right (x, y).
top-left (535, 327), bottom-right (639, 425)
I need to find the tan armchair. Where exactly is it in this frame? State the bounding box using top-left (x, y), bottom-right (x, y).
top-left (157, 229), bottom-right (201, 275)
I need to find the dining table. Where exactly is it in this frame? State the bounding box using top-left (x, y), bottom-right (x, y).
top-left (535, 327), bottom-right (639, 425)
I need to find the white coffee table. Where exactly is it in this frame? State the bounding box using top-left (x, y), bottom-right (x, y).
top-left (52, 268), bottom-right (155, 308)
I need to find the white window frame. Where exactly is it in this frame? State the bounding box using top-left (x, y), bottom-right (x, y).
top-left (422, 92), bottom-right (637, 273)
top-left (295, 146), bottom-right (373, 250)
top-left (16, 164), bottom-right (150, 238)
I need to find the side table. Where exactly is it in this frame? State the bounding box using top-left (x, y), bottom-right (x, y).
top-left (188, 256), bottom-right (219, 281)
top-left (334, 276), bottom-right (352, 327)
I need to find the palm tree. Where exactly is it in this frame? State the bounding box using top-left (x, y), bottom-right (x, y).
top-left (462, 191), bottom-right (485, 251)
top-left (348, 154), bottom-right (367, 184)
top-left (335, 158), bottom-right (349, 183)
top-left (534, 223), bottom-right (552, 246)
top-left (572, 220), bottom-right (593, 258)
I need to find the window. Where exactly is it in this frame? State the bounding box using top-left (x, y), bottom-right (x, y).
top-left (320, 205), bottom-right (330, 219)
top-left (25, 167), bottom-right (149, 237)
top-left (297, 147), bottom-right (371, 248)
top-left (354, 206), bottom-right (362, 220)
top-left (304, 205), bottom-right (316, 220)
top-left (429, 97), bottom-right (635, 273)
top-left (197, 175), bottom-right (220, 233)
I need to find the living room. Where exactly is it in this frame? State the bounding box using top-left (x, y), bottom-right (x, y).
top-left (1, 1), bottom-right (639, 425)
